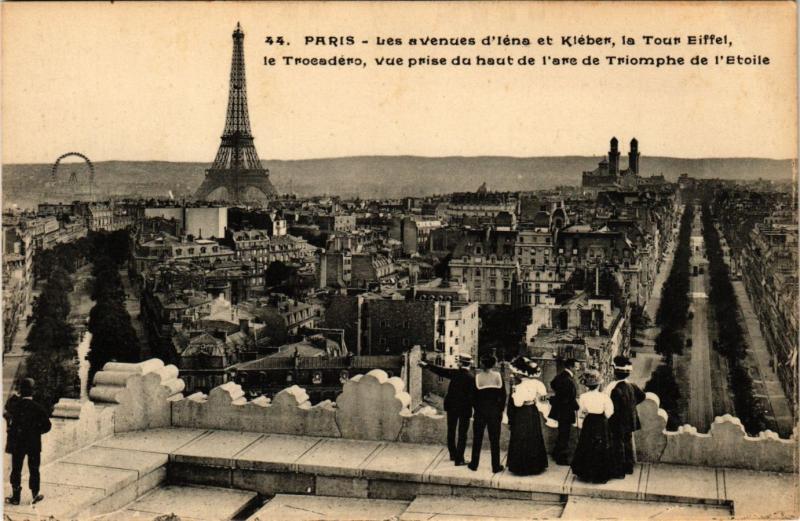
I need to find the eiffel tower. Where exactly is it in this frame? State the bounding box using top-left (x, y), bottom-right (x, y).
top-left (196, 22), bottom-right (277, 203)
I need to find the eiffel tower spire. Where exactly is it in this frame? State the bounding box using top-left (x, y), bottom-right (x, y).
top-left (196, 22), bottom-right (276, 203)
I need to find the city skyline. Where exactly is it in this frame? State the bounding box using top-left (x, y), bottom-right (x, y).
top-left (2, 2), bottom-right (797, 164)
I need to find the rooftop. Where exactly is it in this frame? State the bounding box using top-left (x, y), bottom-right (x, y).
top-left (5, 359), bottom-right (797, 520)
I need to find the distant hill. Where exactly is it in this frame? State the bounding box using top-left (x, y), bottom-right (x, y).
top-left (2, 156), bottom-right (794, 208)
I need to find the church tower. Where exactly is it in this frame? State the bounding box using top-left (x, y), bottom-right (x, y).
top-left (608, 137), bottom-right (620, 175)
top-left (629, 138), bottom-right (640, 174)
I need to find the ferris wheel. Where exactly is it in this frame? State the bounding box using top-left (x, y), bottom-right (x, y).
top-left (51, 152), bottom-right (96, 197)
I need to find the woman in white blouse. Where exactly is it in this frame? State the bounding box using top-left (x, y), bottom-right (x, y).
top-left (570, 370), bottom-right (615, 484)
top-left (505, 356), bottom-right (549, 476)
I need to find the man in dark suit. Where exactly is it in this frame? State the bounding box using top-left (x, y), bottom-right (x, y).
top-left (5, 378), bottom-right (51, 506)
top-left (420, 354), bottom-right (475, 466)
top-left (606, 355), bottom-right (646, 478)
top-left (548, 358), bottom-right (579, 465)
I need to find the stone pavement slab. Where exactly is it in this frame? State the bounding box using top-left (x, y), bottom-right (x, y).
top-left (172, 430), bottom-right (263, 466)
top-left (643, 463), bottom-right (723, 503)
top-left (491, 458), bottom-right (571, 495)
top-left (399, 495), bottom-right (564, 520)
top-left (246, 494), bottom-right (409, 521)
top-left (426, 451), bottom-right (498, 488)
top-left (568, 463), bottom-right (645, 501)
top-left (296, 437), bottom-right (384, 477)
top-left (41, 461), bottom-right (138, 494)
top-left (121, 484), bottom-right (257, 521)
top-left (723, 468), bottom-right (799, 519)
top-left (235, 433), bottom-right (321, 472)
top-left (3, 481), bottom-right (106, 519)
top-left (561, 496), bottom-right (731, 520)
top-left (362, 441), bottom-right (444, 481)
top-left (62, 445), bottom-right (168, 477)
top-left (96, 427), bottom-right (209, 454)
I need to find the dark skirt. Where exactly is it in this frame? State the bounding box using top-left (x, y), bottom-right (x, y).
top-left (507, 403), bottom-right (548, 476)
top-left (570, 413), bottom-right (612, 484)
top-left (609, 421), bottom-right (636, 478)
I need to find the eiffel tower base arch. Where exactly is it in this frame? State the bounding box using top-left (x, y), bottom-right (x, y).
top-left (195, 169), bottom-right (277, 202)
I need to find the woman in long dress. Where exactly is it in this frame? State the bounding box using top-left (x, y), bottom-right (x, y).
top-left (570, 370), bottom-right (614, 484)
top-left (506, 356), bottom-right (549, 476)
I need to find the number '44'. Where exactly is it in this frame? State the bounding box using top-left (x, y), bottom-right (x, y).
top-left (264, 36), bottom-right (286, 45)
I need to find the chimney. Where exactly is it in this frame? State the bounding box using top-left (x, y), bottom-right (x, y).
top-left (595, 266), bottom-right (600, 296)
top-left (239, 318), bottom-right (250, 335)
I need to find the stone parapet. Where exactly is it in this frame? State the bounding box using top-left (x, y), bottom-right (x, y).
top-left (41, 398), bottom-right (115, 465)
top-left (167, 361), bottom-right (797, 473)
top-left (39, 360), bottom-right (185, 466)
top-left (90, 359), bottom-right (185, 432)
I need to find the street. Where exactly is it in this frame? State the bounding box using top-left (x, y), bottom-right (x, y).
top-left (2, 288), bottom-right (38, 403)
top-left (733, 281), bottom-right (794, 437)
top-left (630, 207), bottom-right (681, 388)
top-left (687, 260), bottom-right (713, 432)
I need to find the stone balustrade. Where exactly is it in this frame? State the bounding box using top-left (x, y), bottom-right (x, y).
top-left (45, 358), bottom-right (797, 474)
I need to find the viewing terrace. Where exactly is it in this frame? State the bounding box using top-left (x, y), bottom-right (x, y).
top-left (4, 359), bottom-right (797, 520)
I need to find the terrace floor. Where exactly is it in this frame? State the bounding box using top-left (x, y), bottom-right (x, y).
top-left (4, 427), bottom-right (798, 520)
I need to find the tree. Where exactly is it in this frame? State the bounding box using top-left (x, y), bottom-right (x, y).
top-left (87, 300), bottom-right (140, 378)
top-left (645, 363), bottom-right (682, 430)
top-left (631, 303), bottom-right (651, 336)
top-left (23, 350), bottom-right (79, 414)
top-left (264, 261), bottom-right (293, 288)
top-left (700, 200), bottom-right (768, 435)
top-left (478, 305), bottom-right (532, 361)
top-left (434, 253), bottom-right (452, 280)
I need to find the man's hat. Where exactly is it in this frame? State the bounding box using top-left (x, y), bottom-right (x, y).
top-left (19, 378), bottom-right (35, 397)
top-left (562, 357), bottom-right (577, 369)
top-left (613, 355), bottom-right (633, 373)
top-left (457, 354), bottom-right (473, 366)
top-left (581, 370), bottom-right (601, 387)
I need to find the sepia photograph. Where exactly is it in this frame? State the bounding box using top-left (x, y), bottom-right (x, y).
top-left (1, 1), bottom-right (797, 519)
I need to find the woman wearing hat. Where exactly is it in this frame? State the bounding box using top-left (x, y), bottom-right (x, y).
top-left (606, 355), bottom-right (646, 479)
top-left (570, 370), bottom-right (614, 484)
top-left (506, 356), bottom-right (549, 476)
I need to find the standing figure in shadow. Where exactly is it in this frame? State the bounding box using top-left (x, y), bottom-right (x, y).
top-left (606, 355), bottom-right (646, 479)
top-left (548, 358), bottom-right (579, 465)
top-left (468, 354), bottom-right (506, 474)
top-left (419, 354), bottom-right (476, 466)
top-left (570, 370), bottom-right (614, 484)
top-left (506, 356), bottom-right (549, 476)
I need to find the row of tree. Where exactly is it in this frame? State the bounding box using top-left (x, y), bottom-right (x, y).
top-left (700, 202), bottom-right (768, 435)
top-left (86, 231), bottom-right (141, 380)
top-left (23, 241), bottom-right (90, 412)
top-left (645, 205), bottom-right (694, 429)
top-left (654, 205), bottom-right (694, 356)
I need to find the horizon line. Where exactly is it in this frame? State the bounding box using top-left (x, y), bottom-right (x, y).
top-left (3, 154), bottom-right (797, 166)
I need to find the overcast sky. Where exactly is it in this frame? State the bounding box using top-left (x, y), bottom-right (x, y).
top-left (2, 2), bottom-right (796, 164)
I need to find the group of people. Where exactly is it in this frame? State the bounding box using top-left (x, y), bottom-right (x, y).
top-left (420, 354), bottom-right (645, 483)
